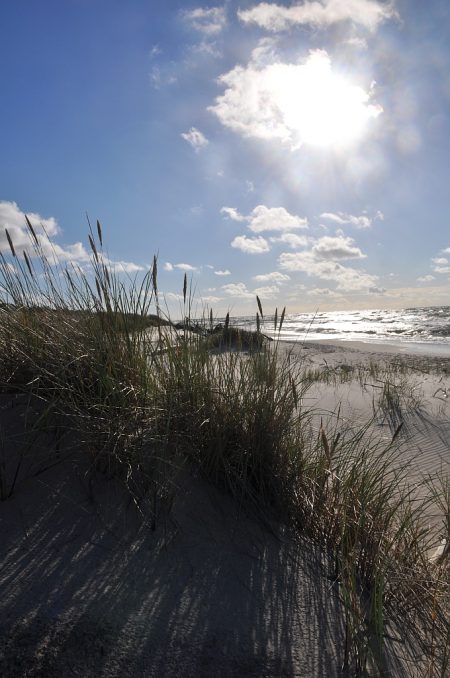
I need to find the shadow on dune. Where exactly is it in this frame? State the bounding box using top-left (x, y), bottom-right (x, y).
top-left (0, 395), bottom-right (416, 677)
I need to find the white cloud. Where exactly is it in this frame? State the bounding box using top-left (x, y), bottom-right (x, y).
top-left (214, 269), bottom-right (231, 276)
top-left (312, 235), bottom-right (366, 260)
top-left (238, 0), bottom-right (397, 33)
top-left (105, 259), bottom-right (145, 273)
top-left (181, 127), bottom-right (209, 152)
top-left (231, 235), bottom-right (270, 254)
top-left (163, 261), bottom-right (197, 272)
top-left (221, 206), bottom-right (246, 221)
top-left (221, 282), bottom-right (254, 299)
top-left (417, 275), bottom-right (435, 283)
top-left (279, 251), bottom-right (377, 291)
top-left (58, 248), bottom-right (145, 273)
top-left (174, 263), bottom-right (197, 271)
top-left (181, 6), bottom-right (226, 34)
top-left (166, 292), bottom-right (184, 302)
top-left (0, 200), bottom-right (143, 272)
top-left (222, 204), bottom-right (307, 232)
top-left (253, 271), bottom-right (290, 282)
top-left (221, 281), bottom-right (278, 301)
top-left (320, 211), bottom-right (375, 228)
top-left (270, 233), bottom-right (309, 249)
top-left (201, 295), bottom-right (221, 303)
top-left (307, 287), bottom-right (342, 298)
top-left (209, 49), bottom-right (382, 150)
top-left (248, 205), bottom-right (308, 232)
top-left (0, 200), bottom-right (59, 251)
top-left (253, 284), bottom-right (280, 299)
top-left (430, 252), bottom-right (450, 274)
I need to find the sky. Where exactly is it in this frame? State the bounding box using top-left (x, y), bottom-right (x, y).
top-left (1, 0), bottom-right (450, 315)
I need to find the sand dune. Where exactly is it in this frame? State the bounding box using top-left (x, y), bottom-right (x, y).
top-left (0, 341), bottom-right (448, 676)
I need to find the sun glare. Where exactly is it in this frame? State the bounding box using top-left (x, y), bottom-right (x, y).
top-left (267, 51), bottom-right (382, 148)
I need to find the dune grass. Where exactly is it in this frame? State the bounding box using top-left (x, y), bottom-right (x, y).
top-left (0, 221), bottom-right (448, 675)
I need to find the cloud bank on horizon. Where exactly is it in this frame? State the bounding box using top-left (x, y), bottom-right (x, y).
top-left (1, 0), bottom-right (450, 314)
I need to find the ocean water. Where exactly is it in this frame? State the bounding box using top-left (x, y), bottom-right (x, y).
top-left (235, 306), bottom-right (450, 354)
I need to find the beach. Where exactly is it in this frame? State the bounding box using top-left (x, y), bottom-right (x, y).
top-left (0, 336), bottom-right (448, 677)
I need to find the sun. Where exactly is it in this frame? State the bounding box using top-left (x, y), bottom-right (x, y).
top-left (266, 51), bottom-right (382, 148)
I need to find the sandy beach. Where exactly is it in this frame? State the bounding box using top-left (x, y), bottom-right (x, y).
top-left (0, 338), bottom-right (448, 677)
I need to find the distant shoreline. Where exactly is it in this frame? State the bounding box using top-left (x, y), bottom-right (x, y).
top-left (280, 336), bottom-right (450, 358)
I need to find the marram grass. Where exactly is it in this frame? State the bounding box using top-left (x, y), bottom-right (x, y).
top-left (0, 221), bottom-right (448, 676)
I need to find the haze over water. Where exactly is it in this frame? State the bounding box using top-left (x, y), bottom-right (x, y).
top-left (238, 305), bottom-right (450, 354)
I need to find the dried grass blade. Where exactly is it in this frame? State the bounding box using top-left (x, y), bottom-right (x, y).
top-left (5, 229), bottom-right (16, 257)
top-left (279, 306), bottom-right (286, 332)
top-left (23, 250), bottom-right (34, 277)
top-left (25, 215), bottom-right (39, 245)
top-left (96, 220), bottom-right (103, 247)
top-left (320, 424), bottom-right (332, 467)
top-left (88, 235), bottom-right (99, 262)
top-left (152, 255), bottom-right (158, 293)
top-left (256, 295), bottom-right (263, 319)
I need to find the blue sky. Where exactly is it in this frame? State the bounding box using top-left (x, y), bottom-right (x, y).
top-left (1, 0), bottom-right (450, 314)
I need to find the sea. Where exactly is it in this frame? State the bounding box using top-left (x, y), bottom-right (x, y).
top-left (235, 306), bottom-right (450, 356)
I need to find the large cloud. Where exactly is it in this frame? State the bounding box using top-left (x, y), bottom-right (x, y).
top-left (238, 0), bottom-right (397, 33)
top-left (209, 49), bottom-right (382, 150)
top-left (279, 250), bottom-right (377, 290)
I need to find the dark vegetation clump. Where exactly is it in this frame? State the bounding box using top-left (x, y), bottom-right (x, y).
top-left (205, 325), bottom-right (270, 350)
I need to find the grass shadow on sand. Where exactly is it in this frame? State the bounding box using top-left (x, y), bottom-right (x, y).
top-left (0, 450), bottom-right (351, 678)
